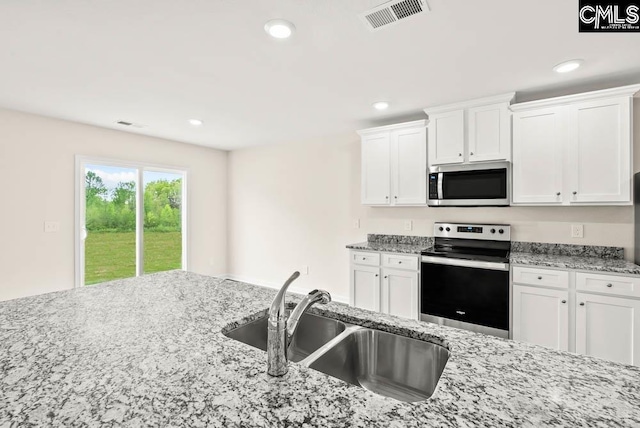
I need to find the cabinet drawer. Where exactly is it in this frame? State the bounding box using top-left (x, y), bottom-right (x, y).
top-left (352, 251), bottom-right (380, 266)
top-left (512, 266), bottom-right (569, 289)
top-left (576, 272), bottom-right (640, 299)
top-left (382, 253), bottom-right (419, 271)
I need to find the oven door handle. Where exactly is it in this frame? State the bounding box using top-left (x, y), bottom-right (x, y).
top-left (421, 256), bottom-right (509, 271)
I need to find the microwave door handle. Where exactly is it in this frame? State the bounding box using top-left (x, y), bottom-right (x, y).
top-left (438, 172), bottom-right (444, 200)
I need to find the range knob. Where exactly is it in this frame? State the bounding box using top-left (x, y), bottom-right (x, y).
top-left (498, 229), bottom-right (504, 234)
top-left (438, 226), bottom-right (444, 232)
top-left (445, 227), bottom-right (451, 232)
top-left (490, 228), bottom-right (496, 234)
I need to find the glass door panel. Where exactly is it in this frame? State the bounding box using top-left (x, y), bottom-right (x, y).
top-left (143, 171), bottom-right (183, 274)
top-left (84, 164), bottom-right (137, 284)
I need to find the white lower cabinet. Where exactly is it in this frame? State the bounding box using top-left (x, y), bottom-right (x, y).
top-left (350, 264), bottom-right (380, 312)
top-left (575, 292), bottom-right (640, 366)
top-left (512, 266), bottom-right (640, 367)
top-left (513, 285), bottom-right (569, 351)
top-left (350, 251), bottom-right (419, 320)
top-left (382, 268), bottom-right (419, 320)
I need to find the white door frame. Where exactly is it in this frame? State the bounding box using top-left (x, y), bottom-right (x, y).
top-left (75, 155), bottom-right (189, 287)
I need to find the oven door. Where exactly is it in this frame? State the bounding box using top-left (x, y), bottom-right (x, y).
top-left (428, 163), bottom-right (509, 207)
top-left (420, 256), bottom-right (509, 332)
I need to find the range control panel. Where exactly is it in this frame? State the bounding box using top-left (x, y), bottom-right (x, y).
top-left (434, 223), bottom-right (511, 241)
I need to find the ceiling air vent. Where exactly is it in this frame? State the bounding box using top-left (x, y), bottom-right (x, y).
top-left (116, 120), bottom-right (146, 128)
top-left (360, 0), bottom-right (429, 31)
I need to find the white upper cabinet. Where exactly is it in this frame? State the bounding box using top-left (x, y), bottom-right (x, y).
top-left (567, 97), bottom-right (632, 203)
top-left (361, 133), bottom-right (391, 205)
top-left (427, 109), bottom-right (464, 165)
top-left (358, 120), bottom-right (427, 206)
top-left (424, 93), bottom-right (515, 167)
top-left (468, 102), bottom-right (512, 163)
top-left (512, 106), bottom-right (566, 204)
top-left (511, 84), bottom-right (640, 206)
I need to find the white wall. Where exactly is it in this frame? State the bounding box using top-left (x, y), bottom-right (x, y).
top-left (228, 99), bottom-right (640, 300)
top-left (0, 108), bottom-right (228, 301)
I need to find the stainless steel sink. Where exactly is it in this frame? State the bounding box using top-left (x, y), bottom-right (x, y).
top-left (225, 312), bottom-right (450, 402)
top-left (224, 312), bottom-right (346, 362)
top-left (307, 328), bottom-right (450, 402)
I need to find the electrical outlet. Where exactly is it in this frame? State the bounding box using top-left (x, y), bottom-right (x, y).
top-left (571, 224), bottom-right (584, 238)
top-left (44, 221), bottom-right (60, 233)
top-left (404, 220), bottom-right (413, 231)
top-left (301, 265), bottom-right (309, 275)
top-left (353, 219), bottom-right (360, 229)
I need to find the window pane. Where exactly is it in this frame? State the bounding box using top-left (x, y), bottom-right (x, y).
top-left (84, 165), bottom-right (137, 284)
top-left (143, 171), bottom-right (183, 274)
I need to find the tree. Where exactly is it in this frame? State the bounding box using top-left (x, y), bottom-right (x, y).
top-left (85, 171), bottom-right (107, 201)
top-left (112, 181), bottom-right (136, 207)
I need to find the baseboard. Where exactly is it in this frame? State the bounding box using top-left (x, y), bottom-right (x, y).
top-left (215, 274), bottom-right (349, 305)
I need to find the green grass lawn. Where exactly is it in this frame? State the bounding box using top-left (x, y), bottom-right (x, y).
top-left (85, 231), bottom-right (182, 285)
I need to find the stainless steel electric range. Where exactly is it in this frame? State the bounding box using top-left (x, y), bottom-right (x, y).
top-left (420, 222), bottom-right (511, 338)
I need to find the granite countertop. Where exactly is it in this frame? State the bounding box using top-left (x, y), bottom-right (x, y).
top-left (2, 271), bottom-right (639, 427)
top-left (510, 252), bottom-right (640, 275)
top-left (346, 241), bottom-right (427, 255)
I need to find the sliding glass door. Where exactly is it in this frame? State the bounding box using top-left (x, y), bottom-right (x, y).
top-left (76, 157), bottom-right (187, 286)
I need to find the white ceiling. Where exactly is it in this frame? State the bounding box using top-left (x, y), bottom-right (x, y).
top-left (1, 0), bottom-right (640, 150)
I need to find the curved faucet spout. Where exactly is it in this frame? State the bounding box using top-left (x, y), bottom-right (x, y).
top-left (286, 289), bottom-right (331, 341)
top-left (267, 271), bottom-right (331, 377)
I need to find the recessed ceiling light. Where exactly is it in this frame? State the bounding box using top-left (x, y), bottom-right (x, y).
top-left (188, 119), bottom-right (203, 126)
top-left (372, 101), bottom-right (390, 110)
top-left (264, 19), bottom-right (296, 39)
top-left (553, 59), bottom-right (584, 74)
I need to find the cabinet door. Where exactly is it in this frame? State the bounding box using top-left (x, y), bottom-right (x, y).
top-left (567, 97), bottom-right (632, 204)
top-left (350, 265), bottom-right (380, 312)
top-left (361, 133), bottom-right (391, 205)
top-left (512, 107), bottom-right (566, 204)
top-left (468, 103), bottom-right (511, 163)
top-left (513, 285), bottom-right (569, 351)
top-left (576, 292), bottom-right (640, 367)
top-left (381, 268), bottom-right (418, 320)
top-left (428, 109), bottom-right (464, 165)
top-left (391, 127), bottom-right (427, 205)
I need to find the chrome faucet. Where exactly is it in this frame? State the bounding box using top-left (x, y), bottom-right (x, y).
top-left (267, 271), bottom-right (331, 376)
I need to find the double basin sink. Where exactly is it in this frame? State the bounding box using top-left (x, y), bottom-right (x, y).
top-left (224, 310), bottom-right (450, 403)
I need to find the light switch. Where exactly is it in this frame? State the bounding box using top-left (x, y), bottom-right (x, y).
top-left (404, 220), bottom-right (413, 231)
top-left (353, 219), bottom-right (360, 229)
top-left (44, 221), bottom-right (60, 233)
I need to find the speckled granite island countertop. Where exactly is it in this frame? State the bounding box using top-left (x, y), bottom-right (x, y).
top-left (2, 271), bottom-right (640, 427)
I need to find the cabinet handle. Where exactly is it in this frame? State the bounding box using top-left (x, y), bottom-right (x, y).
top-left (579, 302), bottom-right (585, 306)
top-left (561, 300), bottom-right (567, 304)
top-left (385, 196), bottom-right (389, 199)
top-left (398, 261), bottom-right (402, 264)
top-left (458, 153), bottom-right (462, 157)
top-left (537, 276), bottom-right (542, 280)
top-left (375, 274), bottom-right (379, 277)
top-left (556, 192), bottom-right (561, 196)
top-left (606, 283), bottom-right (613, 288)
top-left (394, 196), bottom-right (398, 199)
top-left (362, 257), bottom-right (366, 261)
top-left (384, 276), bottom-right (388, 279)
top-left (573, 191), bottom-right (577, 195)
top-left (470, 152), bottom-right (474, 156)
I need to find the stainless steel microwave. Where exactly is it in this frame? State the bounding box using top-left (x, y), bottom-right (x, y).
top-left (427, 162), bottom-right (510, 207)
